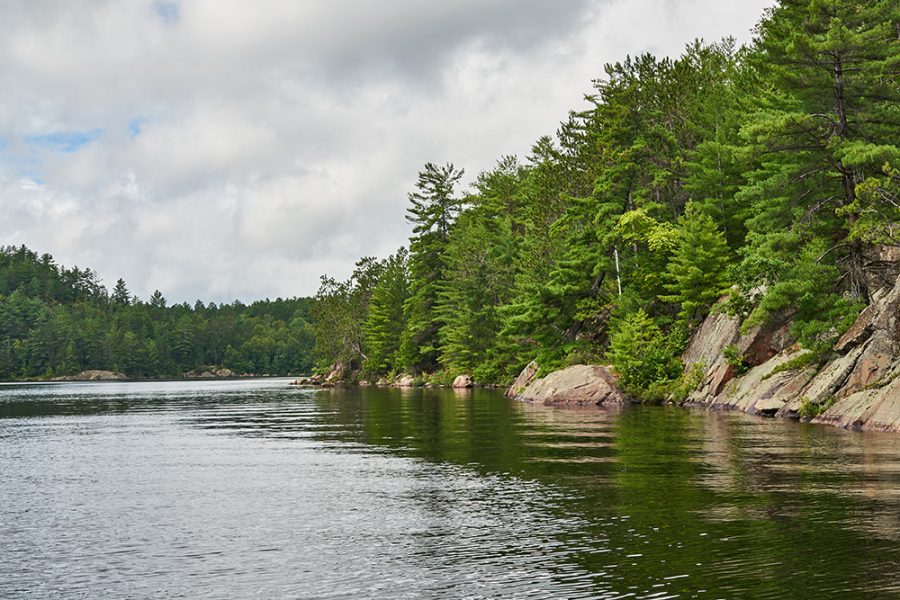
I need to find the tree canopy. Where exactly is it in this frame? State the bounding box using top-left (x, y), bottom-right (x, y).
top-left (0, 245), bottom-right (315, 379)
top-left (308, 0), bottom-right (898, 398)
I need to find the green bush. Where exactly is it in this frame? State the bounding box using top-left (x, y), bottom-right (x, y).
top-left (798, 395), bottom-right (836, 419)
top-left (607, 309), bottom-right (682, 401)
top-left (723, 344), bottom-right (750, 375)
top-left (668, 361), bottom-right (707, 403)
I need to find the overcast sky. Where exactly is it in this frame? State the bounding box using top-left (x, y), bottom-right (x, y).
top-left (0, 0), bottom-right (774, 303)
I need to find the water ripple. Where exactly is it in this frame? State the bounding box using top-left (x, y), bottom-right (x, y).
top-left (0, 380), bottom-right (898, 598)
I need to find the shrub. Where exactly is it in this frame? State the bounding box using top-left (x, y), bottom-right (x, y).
top-left (798, 395), bottom-right (836, 419)
top-left (607, 309), bottom-right (682, 401)
top-left (723, 344), bottom-right (750, 375)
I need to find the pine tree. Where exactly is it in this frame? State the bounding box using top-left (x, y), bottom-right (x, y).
top-left (400, 162), bottom-right (464, 373)
top-left (111, 278), bottom-right (131, 305)
top-left (607, 309), bottom-right (681, 399)
top-left (661, 204), bottom-right (732, 324)
top-left (741, 0), bottom-right (900, 302)
top-left (149, 290), bottom-right (167, 309)
top-left (363, 248), bottom-right (409, 375)
top-left (437, 195), bottom-right (518, 379)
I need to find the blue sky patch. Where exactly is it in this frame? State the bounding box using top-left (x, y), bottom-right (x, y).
top-left (128, 118), bottom-right (146, 137)
top-left (154, 1), bottom-right (180, 25)
top-left (26, 128), bottom-right (102, 153)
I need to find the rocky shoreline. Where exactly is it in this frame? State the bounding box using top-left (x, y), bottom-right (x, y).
top-left (506, 273), bottom-right (900, 434)
top-left (290, 373), bottom-right (480, 390)
top-left (678, 272), bottom-right (900, 433)
top-left (42, 367), bottom-right (263, 382)
top-left (52, 370), bottom-right (128, 381)
top-left (300, 273), bottom-right (900, 435)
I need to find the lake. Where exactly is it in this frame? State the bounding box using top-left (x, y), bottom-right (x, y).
top-left (1, 379), bottom-right (898, 598)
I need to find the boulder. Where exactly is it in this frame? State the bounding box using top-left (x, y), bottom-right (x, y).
top-left (452, 374), bottom-right (473, 389)
top-left (394, 374), bottom-right (415, 388)
top-left (506, 361), bottom-right (539, 399)
top-left (510, 364), bottom-right (630, 406)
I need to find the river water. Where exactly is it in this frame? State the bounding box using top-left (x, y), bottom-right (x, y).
top-left (0, 379), bottom-right (898, 599)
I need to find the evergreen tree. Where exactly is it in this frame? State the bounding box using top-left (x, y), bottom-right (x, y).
top-left (363, 248), bottom-right (409, 375)
top-left (437, 194), bottom-right (518, 379)
top-left (740, 0), bottom-right (900, 304)
top-left (607, 309), bottom-right (681, 400)
top-left (309, 257), bottom-right (385, 374)
top-left (112, 278), bottom-right (131, 305)
top-left (661, 204), bottom-right (732, 324)
top-left (149, 290), bottom-right (167, 309)
top-left (400, 162), bottom-right (464, 372)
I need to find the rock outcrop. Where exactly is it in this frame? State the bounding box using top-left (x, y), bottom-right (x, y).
top-left (682, 306), bottom-right (797, 404)
top-left (506, 363), bottom-right (630, 406)
top-left (184, 367), bottom-right (234, 379)
top-left (506, 360), bottom-right (539, 398)
top-left (53, 370), bottom-right (127, 381)
top-left (324, 363), bottom-right (345, 383)
top-left (683, 274), bottom-right (900, 432)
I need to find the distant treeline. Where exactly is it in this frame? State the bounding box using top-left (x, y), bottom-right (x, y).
top-left (0, 245), bottom-right (315, 379)
top-left (310, 0), bottom-right (899, 398)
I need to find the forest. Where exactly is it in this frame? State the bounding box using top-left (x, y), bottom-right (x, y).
top-left (0, 245), bottom-right (315, 379)
top-left (310, 0), bottom-right (899, 399)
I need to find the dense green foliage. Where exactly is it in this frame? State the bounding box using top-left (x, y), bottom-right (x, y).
top-left (0, 245), bottom-right (315, 379)
top-left (311, 0), bottom-right (898, 400)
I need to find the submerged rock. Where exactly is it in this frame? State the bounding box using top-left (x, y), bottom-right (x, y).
top-left (507, 364), bottom-right (630, 407)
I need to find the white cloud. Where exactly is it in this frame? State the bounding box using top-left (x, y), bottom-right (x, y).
top-left (0, 0), bottom-right (774, 302)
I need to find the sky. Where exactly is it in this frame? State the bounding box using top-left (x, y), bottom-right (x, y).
top-left (0, 0), bottom-right (774, 303)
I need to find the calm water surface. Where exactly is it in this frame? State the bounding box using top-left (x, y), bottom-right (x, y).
top-left (1, 379), bottom-right (898, 598)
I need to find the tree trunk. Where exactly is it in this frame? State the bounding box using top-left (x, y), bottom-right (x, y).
top-left (834, 53), bottom-right (869, 301)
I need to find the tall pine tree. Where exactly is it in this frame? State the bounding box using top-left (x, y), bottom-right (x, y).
top-left (400, 163), bottom-right (465, 373)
